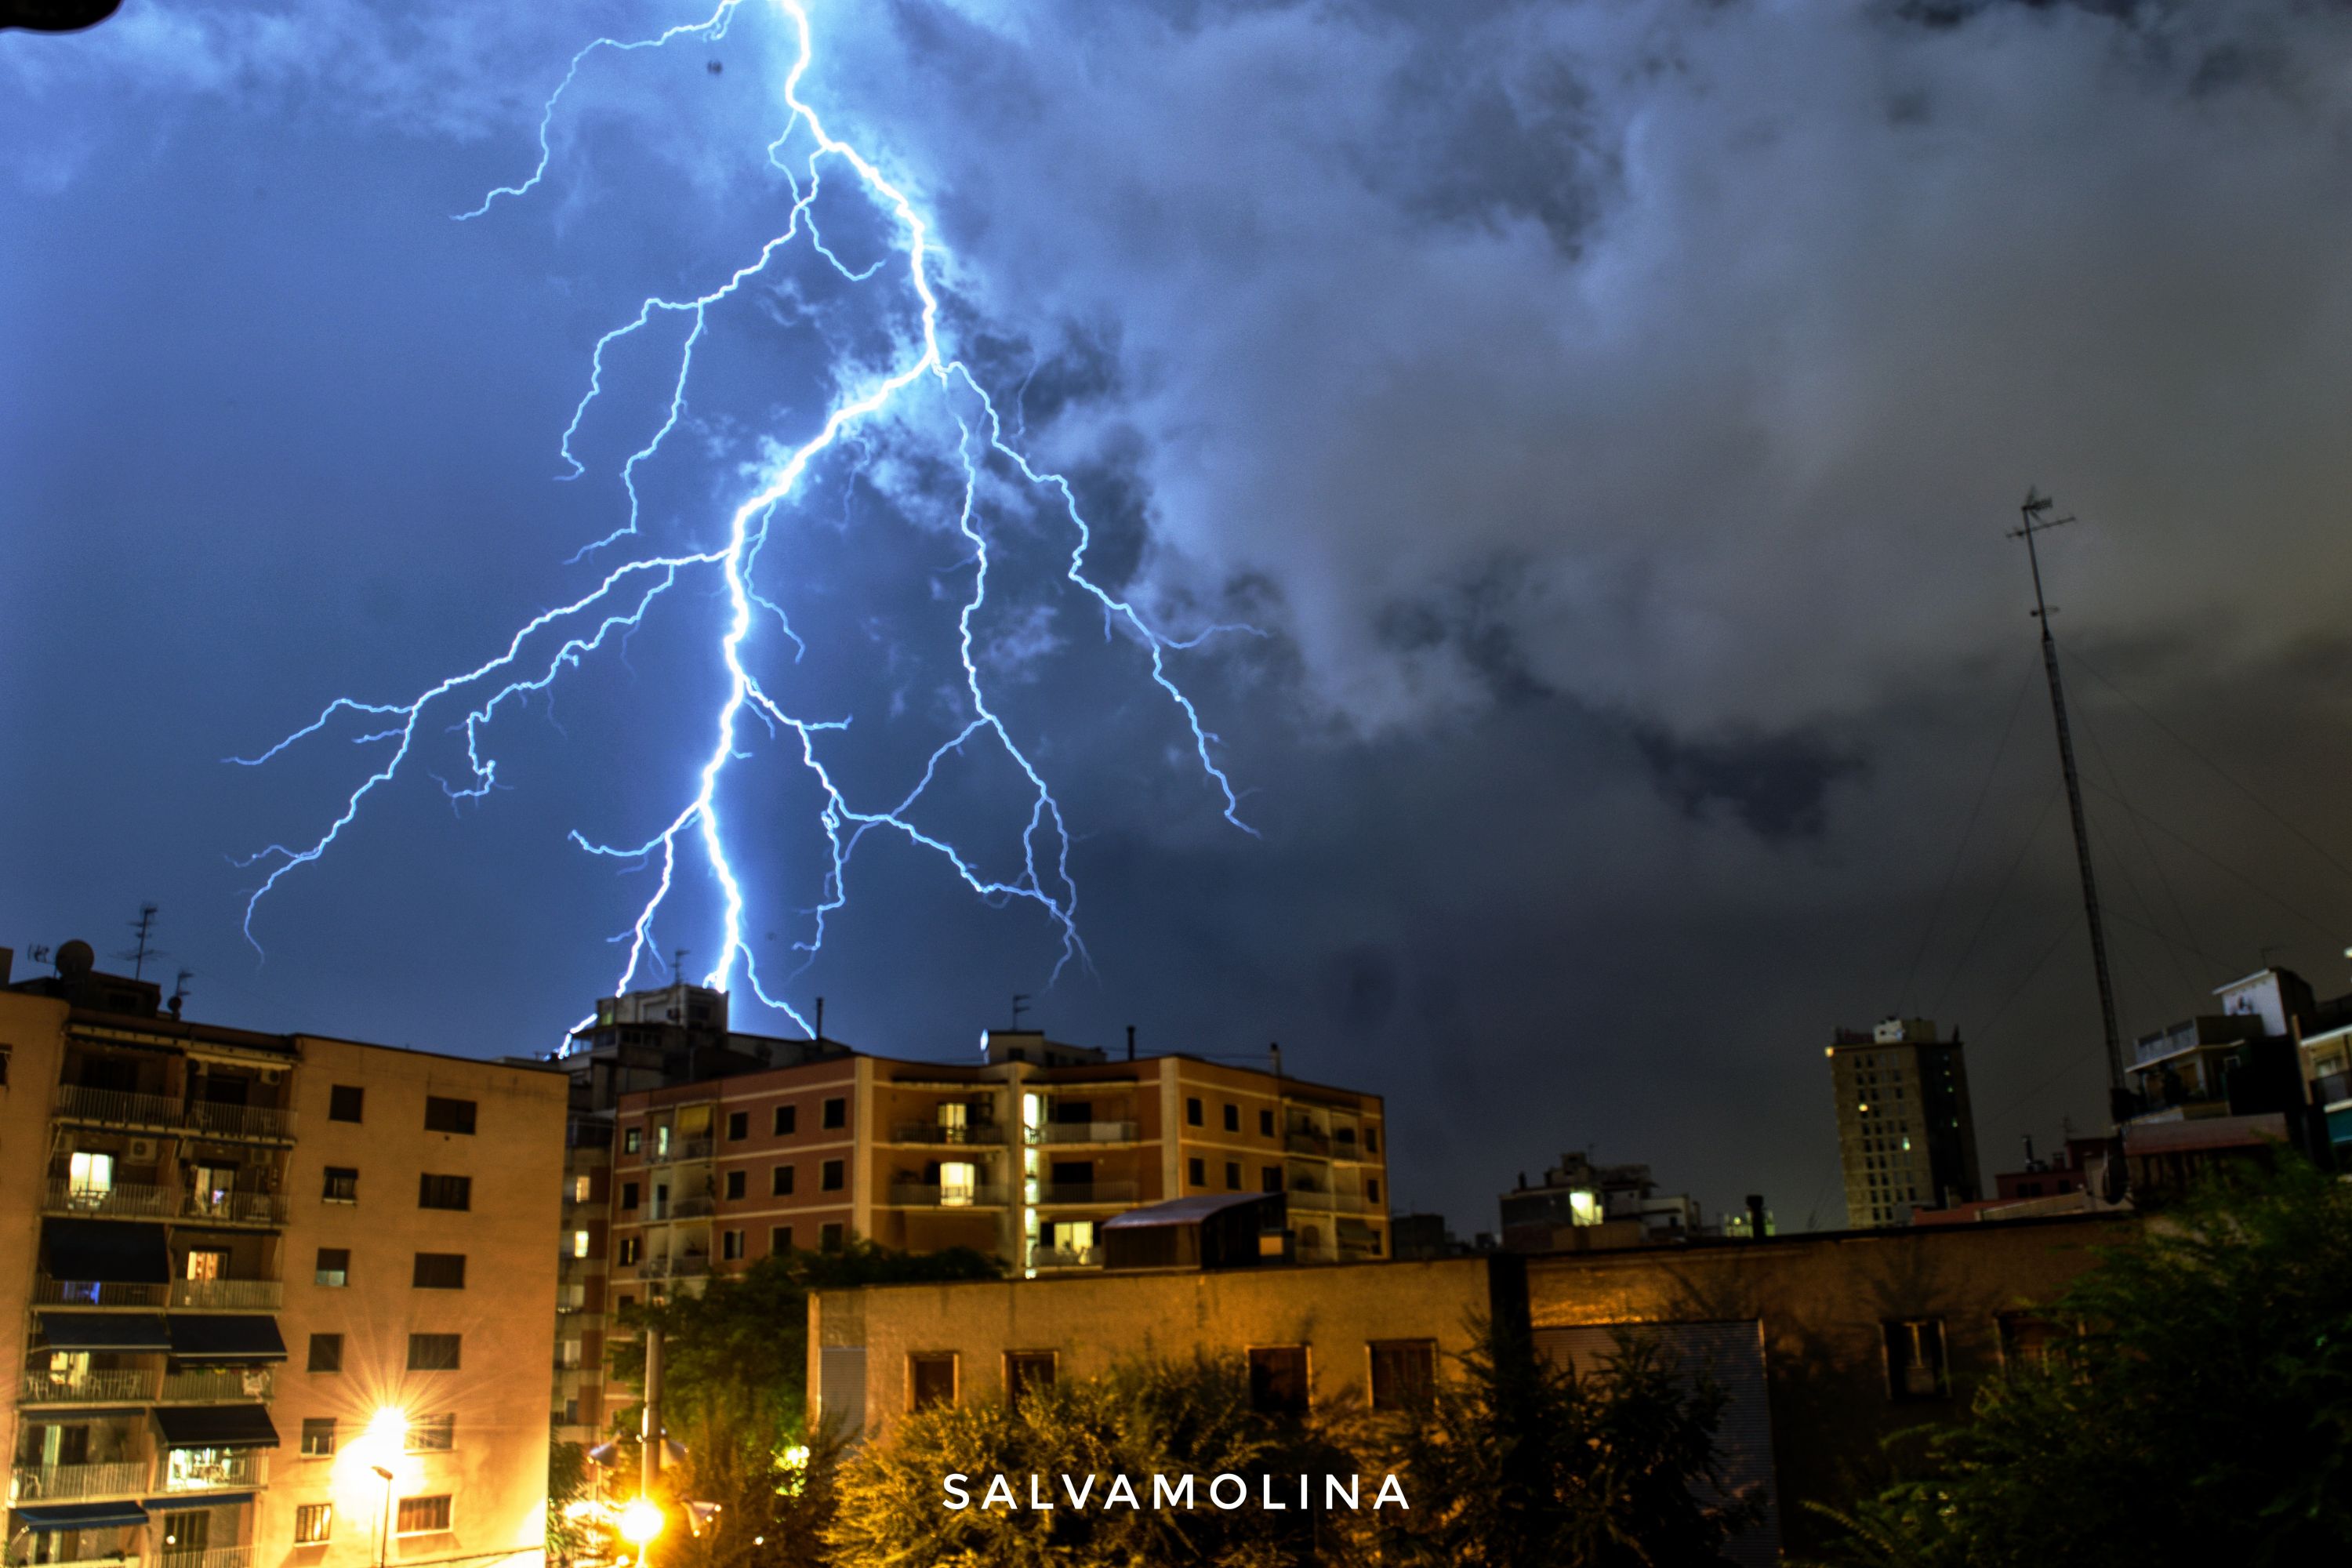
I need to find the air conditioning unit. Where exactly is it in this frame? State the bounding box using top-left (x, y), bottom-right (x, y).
top-left (129, 1139), bottom-right (155, 1161)
top-left (260, 1069), bottom-right (281, 1084)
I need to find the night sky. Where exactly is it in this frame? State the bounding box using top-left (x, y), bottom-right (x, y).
top-left (9, 0), bottom-right (2352, 1237)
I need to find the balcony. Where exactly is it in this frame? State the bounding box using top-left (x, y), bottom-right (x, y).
top-left (1287, 1185), bottom-right (1335, 1210)
top-left (887, 1181), bottom-right (1011, 1208)
top-left (53, 1086), bottom-right (180, 1131)
top-left (21, 1367), bottom-right (160, 1404)
top-left (180, 1191), bottom-right (288, 1228)
top-left (892, 1122), bottom-right (1007, 1146)
top-left (162, 1549), bottom-right (251, 1568)
top-left (158, 1450), bottom-right (264, 1494)
top-left (635, 1255), bottom-right (711, 1281)
top-left (181, 1101), bottom-right (294, 1143)
top-left (1033, 1181), bottom-right (1139, 1207)
top-left (1027, 1245), bottom-right (1102, 1269)
top-left (9, 1461), bottom-right (147, 1502)
top-left (9, 1555), bottom-right (142, 1568)
top-left (159, 1367), bottom-right (274, 1403)
top-left (1029, 1121), bottom-right (1137, 1146)
top-left (169, 1279), bottom-right (281, 1311)
top-left (1284, 1131), bottom-right (1331, 1156)
top-left (42, 1179), bottom-right (176, 1220)
top-left (651, 1137), bottom-right (713, 1166)
top-left (34, 1279), bottom-right (165, 1309)
top-left (666, 1195), bottom-right (716, 1221)
top-left (2314, 1070), bottom-right (2352, 1109)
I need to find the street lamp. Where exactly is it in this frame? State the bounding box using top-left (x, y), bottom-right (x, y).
top-left (619, 1499), bottom-right (664, 1568)
top-left (371, 1465), bottom-right (395, 1568)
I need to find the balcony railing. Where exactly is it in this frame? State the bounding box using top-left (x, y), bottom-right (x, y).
top-left (1033, 1181), bottom-right (1139, 1206)
top-left (635, 1255), bottom-right (712, 1280)
top-left (53, 1085), bottom-right (180, 1129)
top-left (1029, 1121), bottom-right (1137, 1145)
top-left (652, 1137), bottom-right (713, 1165)
top-left (169, 1279), bottom-right (282, 1310)
top-left (42, 1179), bottom-right (176, 1220)
top-left (1027, 1245), bottom-right (1102, 1269)
top-left (666, 1195), bottom-right (716, 1220)
top-left (162, 1548), bottom-right (250, 1568)
top-left (22, 1367), bottom-right (160, 1404)
top-left (160, 1367), bottom-right (274, 1403)
top-left (35, 1279), bottom-right (165, 1309)
top-left (9, 1461), bottom-right (147, 1502)
top-left (568, 1118), bottom-right (615, 1149)
top-left (8, 1555), bottom-right (142, 1568)
top-left (1287, 1186), bottom-right (1336, 1210)
top-left (887, 1181), bottom-right (1011, 1208)
top-left (892, 1122), bottom-right (1007, 1146)
top-left (159, 1450), bottom-right (264, 1494)
top-left (180, 1190), bottom-right (289, 1227)
top-left (1285, 1131), bottom-right (1330, 1156)
top-left (182, 1101), bottom-right (294, 1142)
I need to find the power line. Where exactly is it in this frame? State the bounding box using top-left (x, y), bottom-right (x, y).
top-left (1931, 779), bottom-right (2063, 1019)
top-left (2071, 673), bottom-right (2206, 1014)
top-left (1897, 653), bottom-right (2039, 1011)
top-left (2078, 778), bottom-right (2348, 946)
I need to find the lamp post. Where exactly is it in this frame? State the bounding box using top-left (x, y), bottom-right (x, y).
top-left (371, 1465), bottom-right (394, 1568)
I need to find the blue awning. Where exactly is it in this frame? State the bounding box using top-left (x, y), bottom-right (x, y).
top-left (13, 1501), bottom-right (150, 1530)
top-left (141, 1493), bottom-right (252, 1510)
top-left (39, 1311), bottom-right (170, 1351)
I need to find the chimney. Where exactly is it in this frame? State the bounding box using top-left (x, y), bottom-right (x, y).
top-left (814, 996), bottom-right (825, 1044)
top-left (1126, 1025), bottom-right (1135, 1062)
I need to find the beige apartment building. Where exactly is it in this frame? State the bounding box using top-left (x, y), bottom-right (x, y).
top-left (1, 943), bottom-right (564, 1568)
top-left (1828, 1018), bottom-right (1983, 1228)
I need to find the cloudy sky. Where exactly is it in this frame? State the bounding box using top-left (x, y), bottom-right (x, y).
top-left (8, 0), bottom-right (2352, 1232)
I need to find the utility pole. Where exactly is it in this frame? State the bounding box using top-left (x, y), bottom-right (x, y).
top-left (2009, 491), bottom-right (2127, 1120)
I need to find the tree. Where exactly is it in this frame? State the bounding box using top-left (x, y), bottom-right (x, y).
top-left (1804, 1157), bottom-right (2352, 1567)
top-left (1365, 1321), bottom-right (1761, 1566)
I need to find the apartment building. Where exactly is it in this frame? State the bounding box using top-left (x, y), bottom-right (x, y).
top-left (1828, 1018), bottom-right (1982, 1227)
top-left (1, 943), bottom-right (564, 1568)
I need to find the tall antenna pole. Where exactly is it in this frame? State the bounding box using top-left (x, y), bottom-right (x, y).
top-left (119, 903), bottom-right (162, 982)
top-left (2009, 490), bottom-right (2126, 1118)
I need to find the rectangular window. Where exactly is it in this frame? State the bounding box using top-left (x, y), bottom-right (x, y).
top-left (572, 1174), bottom-right (592, 1203)
top-left (1997, 1312), bottom-right (2061, 1375)
top-left (1262, 1166), bottom-right (1282, 1192)
top-left (722, 1229), bottom-right (745, 1261)
top-left (822, 1097), bottom-right (847, 1130)
top-left (1885, 1319), bottom-right (1949, 1402)
top-left (423, 1097), bottom-right (477, 1135)
top-left (418, 1174), bottom-right (472, 1211)
top-left (774, 1105), bottom-right (797, 1137)
top-left (821, 1159), bottom-right (844, 1192)
top-left (621, 1181), bottom-right (640, 1210)
top-left (624, 1127), bottom-right (641, 1155)
top-left (1005, 1351), bottom-right (1056, 1406)
top-left (1367, 1178), bottom-right (1381, 1205)
top-left (909, 1352), bottom-right (957, 1410)
top-left (1225, 1161), bottom-right (1242, 1189)
top-left (395, 1497), bottom-right (452, 1536)
top-left (1188, 1156), bottom-right (1207, 1186)
top-left (727, 1111), bottom-right (749, 1142)
top-left (407, 1334), bottom-right (463, 1371)
top-left (299, 1417), bottom-right (338, 1457)
top-left (405, 1414), bottom-right (455, 1453)
top-left (1248, 1346), bottom-right (1309, 1414)
top-left (771, 1164), bottom-right (795, 1196)
top-left (819, 1222), bottom-right (844, 1251)
top-left (1259, 1109), bottom-right (1274, 1136)
top-left (617, 1237), bottom-right (640, 1266)
top-left (293, 1503), bottom-right (332, 1545)
top-left (1369, 1340), bottom-right (1436, 1409)
top-left (1365, 1128), bottom-right (1378, 1154)
top-left (1223, 1103), bottom-right (1240, 1132)
top-left (314, 1248), bottom-right (350, 1287)
top-left (328, 1085), bottom-right (364, 1123)
top-left (724, 1170), bottom-right (746, 1200)
top-left (412, 1253), bottom-right (466, 1290)
top-left (572, 1230), bottom-right (590, 1258)
top-left (307, 1333), bottom-right (343, 1374)
top-left (322, 1167), bottom-right (358, 1203)
top-left (770, 1225), bottom-right (793, 1255)
top-left (1186, 1096), bottom-right (1203, 1127)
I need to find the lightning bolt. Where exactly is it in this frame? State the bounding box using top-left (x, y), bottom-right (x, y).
top-left (231, 0), bottom-right (1254, 1038)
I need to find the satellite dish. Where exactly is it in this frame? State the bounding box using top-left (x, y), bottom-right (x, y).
top-left (54, 940), bottom-right (95, 978)
top-left (0, 1), bottom-right (125, 32)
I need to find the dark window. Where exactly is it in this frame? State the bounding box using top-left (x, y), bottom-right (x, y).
top-left (1262, 1166), bottom-right (1282, 1192)
top-left (722, 1229), bottom-right (744, 1261)
top-left (294, 1503), bottom-right (332, 1545)
top-left (423, 1097), bottom-right (477, 1135)
top-left (1367, 1178), bottom-right (1381, 1206)
top-left (322, 1167), bottom-right (358, 1203)
top-left (1225, 1161), bottom-right (1242, 1189)
top-left (1186, 1097), bottom-right (1203, 1127)
top-left (328, 1085), bottom-right (365, 1123)
top-left (774, 1105), bottom-right (797, 1137)
top-left (909, 1352), bottom-right (957, 1410)
top-left (307, 1334), bottom-right (343, 1374)
top-left (1998, 1312), bottom-right (2061, 1375)
top-left (405, 1415), bottom-right (454, 1453)
top-left (395, 1497), bottom-right (451, 1535)
top-left (418, 1174), bottom-right (472, 1211)
top-left (771, 1165), bottom-right (795, 1196)
top-left (1248, 1346), bottom-right (1309, 1414)
top-left (1188, 1156), bottom-right (1207, 1186)
top-left (1005, 1351), bottom-right (1056, 1406)
top-left (1224, 1103), bottom-right (1240, 1132)
top-left (821, 1160), bottom-right (844, 1192)
top-left (727, 1111), bottom-right (749, 1142)
top-left (724, 1170), bottom-right (746, 1200)
top-left (822, 1097), bottom-right (847, 1130)
top-left (621, 1181), bottom-right (640, 1210)
top-left (300, 1417), bottom-right (338, 1457)
top-left (624, 1127), bottom-right (641, 1155)
top-left (819, 1222), bottom-right (844, 1251)
top-left (412, 1253), bottom-right (466, 1290)
top-left (407, 1334), bottom-right (462, 1371)
top-left (770, 1225), bottom-right (793, 1255)
top-left (618, 1238), bottom-right (640, 1265)
top-left (1366, 1128), bottom-right (1378, 1154)
top-left (1885, 1319), bottom-right (1948, 1402)
top-left (1259, 1109), bottom-right (1274, 1136)
top-left (314, 1248), bottom-right (350, 1287)
top-left (1369, 1341), bottom-right (1436, 1409)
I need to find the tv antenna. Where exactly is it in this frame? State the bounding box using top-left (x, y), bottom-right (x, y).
top-left (1010, 993), bottom-right (1032, 1029)
top-left (118, 903), bottom-right (163, 982)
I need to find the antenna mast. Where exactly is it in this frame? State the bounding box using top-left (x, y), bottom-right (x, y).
top-left (119, 903), bottom-right (162, 982)
top-left (2009, 491), bottom-right (2126, 1118)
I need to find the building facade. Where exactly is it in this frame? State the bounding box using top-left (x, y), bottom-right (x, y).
top-left (1828, 1018), bottom-right (1982, 1227)
top-left (1497, 1151), bottom-right (1708, 1251)
top-left (2, 945), bottom-right (565, 1568)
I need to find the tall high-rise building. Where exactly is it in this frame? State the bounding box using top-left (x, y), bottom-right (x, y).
top-left (1, 942), bottom-right (565, 1568)
top-left (1828, 1018), bottom-right (1982, 1228)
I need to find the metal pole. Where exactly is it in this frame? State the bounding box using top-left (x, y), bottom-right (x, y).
top-left (641, 1327), bottom-right (663, 1499)
top-left (378, 1472), bottom-right (394, 1568)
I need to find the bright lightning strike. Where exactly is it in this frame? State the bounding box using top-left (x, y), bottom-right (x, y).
top-left (231, 0), bottom-right (1255, 1034)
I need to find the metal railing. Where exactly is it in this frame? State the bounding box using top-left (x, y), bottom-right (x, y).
top-left (183, 1101), bottom-right (295, 1142)
top-left (652, 1137), bottom-right (713, 1164)
top-left (9, 1461), bottom-right (147, 1501)
top-left (162, 1548), bottom-right (250, 1568)
top-left (160, 1367), bottom-right (274, 1403)
top-left (667, 1195), bottom-right (715, 1220)
top-left (21, 1368), bottom-right (159, 1404)
top-left (180, 1190), bottom-right (288, 1226)
top-left (1033, 1181), bottom-right (1138, 1206)
top-left (1287, 1187), bottom-right (1336, 1210)
top-left (887, 1181), bottom-right (1011, 1207)
top-left (52, 1085), bottom-right (180, 1128)
top-left (169, 1279), bottom-right (281, 1310)
top-left (1029, 1121), bottom-right (1137, 1145)
top-left (42, 1179), bottom-right (176, 1220)
top-left (1027, 1245), bottom-right (1102, 1269)
top-left (1285, 1131), bottom-right (1331, 1156)
top-left (8, 1555), bottom-right (142, 1568)
top-left (34, 1279), bottom-right (165, 1309)
top-left (892, 1121), bottom-right (1007, 1145)
top-left (158, 1450), bottom-right (263, 1493)
top-left (635, 1255), bottom-right (712, 1280)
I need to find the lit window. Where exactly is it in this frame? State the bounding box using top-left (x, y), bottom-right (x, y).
top-left (938, 1162), bottom-right (978, 1207)
top-left (572, 1230), bottom-right (590, 1258)
top-left (67, 1149), bottom-right (115, 1201)
top-left (294, 1504), bottom-right (332, 1544)
top-left (405, 1414), bottom-right (455, 1453)
top-left (396, 1497), bottom-right (452, 1535)
top-left (300, 1418), bottom-right (337, 1457)
top-left (572, 1174), bottom-right (592, 1202)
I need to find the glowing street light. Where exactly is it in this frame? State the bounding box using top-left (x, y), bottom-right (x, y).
top-left (619, 1500), bottom-right (666, 1549)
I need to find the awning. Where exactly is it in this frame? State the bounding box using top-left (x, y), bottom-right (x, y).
top-left (154, 1406), bottom-right (279, 1450)
top-left (1101, 1192), bottom-right (1274, 1229)
top-left (13, 1501), bottom-right (151, 1530)
top-left (166, 1316), bottom-right (286, 1363)
top-left (42, 1219), bottom-right (170, 1283)
top-left (141, 1494), bottom-right (252, 1511)
top-left (38, 1311), bottom-right (170, 1351)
